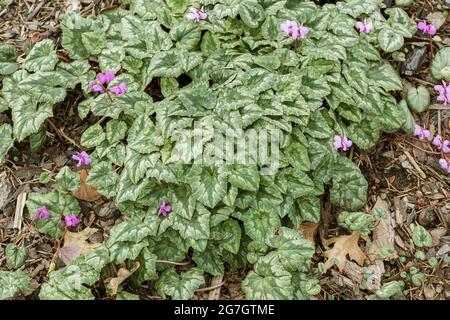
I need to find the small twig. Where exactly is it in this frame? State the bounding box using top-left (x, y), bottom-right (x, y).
top-left (404, 150), bottom-right (427, 179)
top-left (155, 260), bottom-right (191, 266)
top-left (46, 119), bottom-right (81, 149)
top-left (195, 280), bottom-right (226, 293)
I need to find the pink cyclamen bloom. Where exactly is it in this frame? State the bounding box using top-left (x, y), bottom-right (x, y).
top-left (64, 214), bottom-right (80, 228)
top-left (72, 151), bottom-right (91, 167)
top-left (280, 20), bottom-right (309, 40)
top-left (434, 81), bottom-right (450, 106)
top-left (186, 7), bottom-right (207, 22)
top-left (97, 69), bottom-right (116, 85)
top-left (333, 135), bottom-right (353, 151)
top-left (443, 140), bottom-right (450, 154)
top-left (356, 21), bottom-right (372, 33)
top-left (439, 158), bottom-right (450, 173)
top-left (88, 80), bottom-right (104, 93)
top-left (109, 82), bottom-right (127, 95)
top-left (413, 125), bottom-right (431, 140)
top-left (33, 206), bottom-right (50, 220)
top-left (432, 134), bottom-right (443, 149)
top-left (158, 202), bottom-right (172, 217)
top-left (418, 21), bottom-right (437, 36)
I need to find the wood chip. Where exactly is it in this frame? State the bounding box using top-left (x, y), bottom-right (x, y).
top-left (13, 192), bottom-right (27, 230)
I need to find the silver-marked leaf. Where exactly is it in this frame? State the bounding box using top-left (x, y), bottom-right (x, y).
top-left (22, 39), bottom-right (58, 72)
top-left (0, 271), bottom-right (30, 300)
top-left (156, 267), bottom-right (205, 300)
top-left (56, 166), bottom-right (81, 191)
top-left (5, 244), bottom-right (28, 270)
top-left (0, 123), bottom-right (13, 164)
top-left (80, 123), bottom-right (105, 148)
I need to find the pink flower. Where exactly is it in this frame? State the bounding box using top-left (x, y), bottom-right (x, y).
top-left (88, 80), bottom-right (104, 93)
top-left (186, 7), bottom-right (207, 22)
top-left (280, 20), bottom-right (309, 40)
top-left (439, 158), bottom-right (450, 173)
top-left (157, 202), bottom-right (172, 217)
top-left (432, 135), bottom-right (443, 149)
top-left (418, 21), bottom-right (437, 36)
top-left (333, 135), bottom-right (353, 151)
top-left (109, 82), bottom-right (127, 95)
top-left (434, 81), bottom-right (450, 106)
top-left (64, 214), bottom-right (80, 227)
top-left (413, 125), bottom-right (431, 140)
top-left (97, 69), bottom-right (116, 85)
top-left (33, 206), bottom-right (50, 220)
top-left (356, 21), bottom-right (372, 33)
top-left (443, 140), bottom-right (450, 154)
top-left (72, 151), bottom-right (91, 167)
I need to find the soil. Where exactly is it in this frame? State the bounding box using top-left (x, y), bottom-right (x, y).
top-left (0, 0), bottom-right (449, 300)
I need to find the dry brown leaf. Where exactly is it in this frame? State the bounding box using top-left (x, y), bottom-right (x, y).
top-left (107, 262), bottom-right (140, 296)
top-left (323, 231), bottom-right (366, 272)
top-left (58, 227), bottom-right (102, 265)
top-left (299, 222), bottom-right (319, 244)
top-left (71, 168), bottom-right (102, 202)
top-left (430, 227), bottom-right (446, 246)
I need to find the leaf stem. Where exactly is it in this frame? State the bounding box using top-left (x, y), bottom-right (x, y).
top-left (155, 259), bottom-right (191, 266)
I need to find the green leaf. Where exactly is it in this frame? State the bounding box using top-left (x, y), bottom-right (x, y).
top-left (399, 99), bottom-right (415, 134)
top-left (80, 123), bottom-right (106, 148)
top-left (192, 247), bottom-right (224, 276)
top-left (86, 161), bottom-right (118, 198)
top-left (368, 62), bottom-right (402, 92)
top-left (156, 267), bottom-right (205, 300)
top-left (170, 21), bottom-right (201, 51)
top-left (215, 219), bottom-right (241, 254)
top-left (106, 119), bottom-right (127, 144)
top-left (172, 203), bottom-right (211, 241)
top-left (331, 156), bottom-right (368, 210)
top-left (5, 244), bottom-right (28, 270)
top-left (378, 28), bottom-right (404, 53)
top-left (242, 257), bottom-right (293, 300)
top-left (0, 271), bottom-right (30, 300)
top-left (56, 166), bottom-right (81, 191)
top-left (0, 123), bottom-right (13, 164)
top-left (228, 165), bottom-right (260, 192)
top-left (298, 196), bottom-right (321, 223)
top-left (412, 224), bottom-right (432, 248)
top-left (430, 47), bottom-right (450, 80)
top-left (188, 166), bottom-right (228, 208)
top-left (406, 85), bottom-right (430, 113)
top-left (22, 39), bottom-right (58, 72)
top-left (26, 190), bottom-right (80, 238)
top-left (243, 208), bottom-right (282, 243)
top-left (132, 247), bottom-right (157, 284)
top-left (375, 281), bottom-right (404, 299)
top-left (338, 211), bottom-right (375, 235)
top-left (0, 44), bottom-right (18, 75)
top-left (239, 0), bottom-right (265, 28)
top-left (81, 31), bottom-right (106, 55)
top-left (29, 125), bottom-right (47, 153)
top-left (265, 227), bottom-right (315, 272)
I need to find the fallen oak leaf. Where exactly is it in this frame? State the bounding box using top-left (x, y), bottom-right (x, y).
top-left (71, 168), bottom-right (102, 202)
top-left (322, 231), bottom-right (366, 272)
top-left (58, 227), bottom-right (102, 265)
top-left (106, 262), bottom-right (140, 296)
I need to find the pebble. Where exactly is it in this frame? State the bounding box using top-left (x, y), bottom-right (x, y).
top-left (402, 46), bottom-right (428, 76)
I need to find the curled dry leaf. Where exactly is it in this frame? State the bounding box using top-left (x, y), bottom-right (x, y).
top-left (322, 231), bottom-right (366, 272)
top-left (58, 227), bottom-right (102, 265)
top-left (299, 222), bottom-right (319, 244)
top-left (71, 168), bottom-right (102, 202)
top-left (107, 262), bottom-right (140, 296)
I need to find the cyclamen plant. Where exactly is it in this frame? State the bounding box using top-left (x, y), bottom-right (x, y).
top-left (0, 0), bottom-right (426, 300)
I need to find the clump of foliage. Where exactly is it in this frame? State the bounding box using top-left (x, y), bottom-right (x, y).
top-left (0, 0), bottom-right (417, 300)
